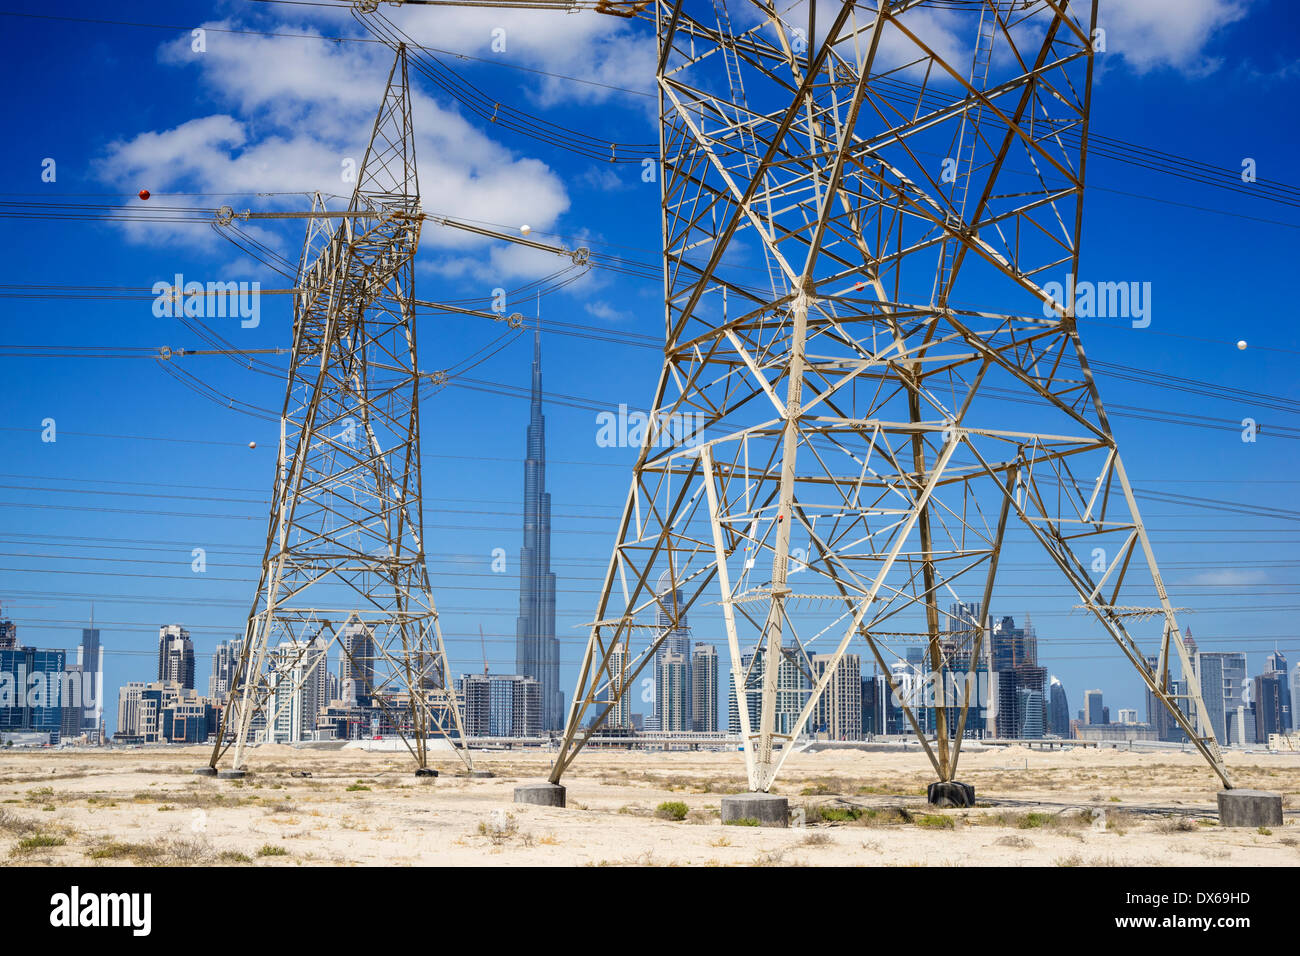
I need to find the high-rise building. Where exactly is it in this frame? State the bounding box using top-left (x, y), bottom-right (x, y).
top-left (266, 637), bottom-right (329, 743)
top-left (1117, 708), bottom-right (1138, 725)
top-left (656, 649), bottom-right (690, 732)
top-left (1289, 669), bottom-right (1300, 734)
top-left (651, 571), bottom-right (694, 733)
top-left (209, 637), bottom-right (243, 702)
top-left (157, 624), bottom-right (195, 690)
top-left (1143, 653), bottom-right (1189, 743)
top-left (1017, 688), bottom-right (1045, 738)
top-left (1084, 689), bottom-right (1104, 726)
top-left (116, 681), bottom-right (217, 744)
top-left (0, 640), bottom-right (66, 742)
top-left (691, 643), bottom-right (718, 732)
top-left (117, 682), bottom-right (157, 741)
top-left (811, 653), bottom-right (863, 740)
top-left (339, 621), bottom-right (376, 706)
top-left (604, 645), bottom-right (632, 731)
top-left (514, 332), bottom-right (561, 730)
top-left (1048, 676), bottom-right (1070, 736)
top-left (1229, 704), bottom-right (1255, 748)
top-left (1195, 651), bottom-right (1247, 746)
top-left (1266, 649), bottom-right (1288, 676)
top-left (727, 646), bottom-right (810, 736)
top-left (991, 614), bottom-right (1037, 670)
top-left (991, 616), bottom-right (1045, 737)
top-left (861, 675), bottom-right (881, 736)
top-left (59, 665), bottom-right (84, 741)
top-left (77, 614), bottom-right (102, 739)
top-left (457, 673), bottom-right (543, 737)
top-left (1254, 672), bottom-right (1287, 743)
top-left (1258, 651), bottom-right (1290, 737)
top-left (0, 606), bottom-right (16, 650)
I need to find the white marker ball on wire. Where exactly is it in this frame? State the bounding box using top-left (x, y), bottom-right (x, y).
top-left (520, 224), bottom-right (531, 236)
top-left (249, 441), bottom-right (257, 449)
top-left (1237, 340), bottom-right (1247, 350)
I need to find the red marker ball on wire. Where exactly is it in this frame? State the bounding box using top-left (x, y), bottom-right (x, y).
top-left (138, 189), bottom-right (150, 200)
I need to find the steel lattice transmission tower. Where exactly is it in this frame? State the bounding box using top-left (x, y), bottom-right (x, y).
top-left (549, 0), bottom-right (1231, 794)
top-left (207, 47), bottom-right (473, 774)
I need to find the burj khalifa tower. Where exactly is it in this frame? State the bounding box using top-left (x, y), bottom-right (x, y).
top-left (515, 331), bottom-right (562, 730)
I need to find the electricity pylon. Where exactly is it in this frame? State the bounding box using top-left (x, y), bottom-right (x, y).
top-left (550, 0), bottom-right (1231, 795)
top-left (206, 47), bottom-right (473, 774)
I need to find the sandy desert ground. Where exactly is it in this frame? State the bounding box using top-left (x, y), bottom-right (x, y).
top-left (0, 743), bottom-right (1297, 866)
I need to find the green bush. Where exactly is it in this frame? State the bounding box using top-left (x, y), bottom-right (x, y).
top-left (915, 813), bottom-right (954, 830)
top-left (15, 834), bottom-right (65, 851)
top-left (655, 801), bottom-right (689, 821)
top-left (816, 806), bottom-right (864, 823)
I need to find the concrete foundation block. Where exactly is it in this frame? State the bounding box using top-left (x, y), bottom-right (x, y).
top-left (193, 767), bottom-right (218, 777)
top-left (467, 770), bottom-right (495, 779)
top-left (217, 769), bottom-right (247, 780)
top-left (928, 781), bottom-right (975, 808)
top-left (1217, 789), bottom-right (1283, 828)
top-left (513, 782), bottom-right (566, 808)
top-left (722, 792), bottom-right (789, 828)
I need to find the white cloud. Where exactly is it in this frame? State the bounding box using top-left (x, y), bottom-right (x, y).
top-left (1098, 0), bottom-right (1251, 75)
top-left (96, 19), bottom-right (572, 275)
top-left (739, 0), bottom-right (1250, 79)
top-left (1185, 568), bottom-right (1270, 586)
top-left (585, 300), bottom-right (633, 323)
top-left (371, 7), bottom-right (656, 110)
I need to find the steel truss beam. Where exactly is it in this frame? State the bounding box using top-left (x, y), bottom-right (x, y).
top-left (207, 47), bottom-right (473, 772)
top-left (550, 0), bottom-right (1231, 793)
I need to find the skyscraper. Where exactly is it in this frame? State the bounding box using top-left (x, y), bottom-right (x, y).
top-left (1254, 672), bottom-right (1287, 743)
top-left (606, 645), bottom-right (632, 731)
top-left (266, 637), bottom-right (328, 744)
top-left (652, 571), bottom-right (693, 732)
top-left (1289, 669), bottom-right (1300, 734)
top-left (1261, 650), bottom-right (1290, 735)
top-left (77, 613), bottom-right (102, 739)
top-left (339, 620), bottom-right (376, 706)
top-left (515, 331), bottom-right (561, 730)
top-left (727, 646), bottom-right (810, 736)
top-left (656, 649), bottom-right (690, 732)
top-left (1048, 676), bottom-right (1070, 737)
top-left (457, 673), bottom-right (543, 738)
top-left (209, 638), bottom-right (243, 702)
top-left (1084, 689), bottom-right (1104, 726)
top-left (811, 653), bottom-right (863, 740)
top-left (0, 635), bottom-right (66, 742)
top-left (691, 643), bottom-right (718, 732)
top-left (157, 624), bottom-right (195, 690)
top-left (1017, 688), bottom-right (1045, 738)
top-left (992, 616), bottom-right (1046, 738)
top-left (1195, 651), bottom-right (1247, 745)
top-left (1144, 654), bottom-right (1188, 743)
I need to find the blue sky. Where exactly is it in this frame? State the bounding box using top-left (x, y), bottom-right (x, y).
top-left (0, 0), bottom-right (1297, 732)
